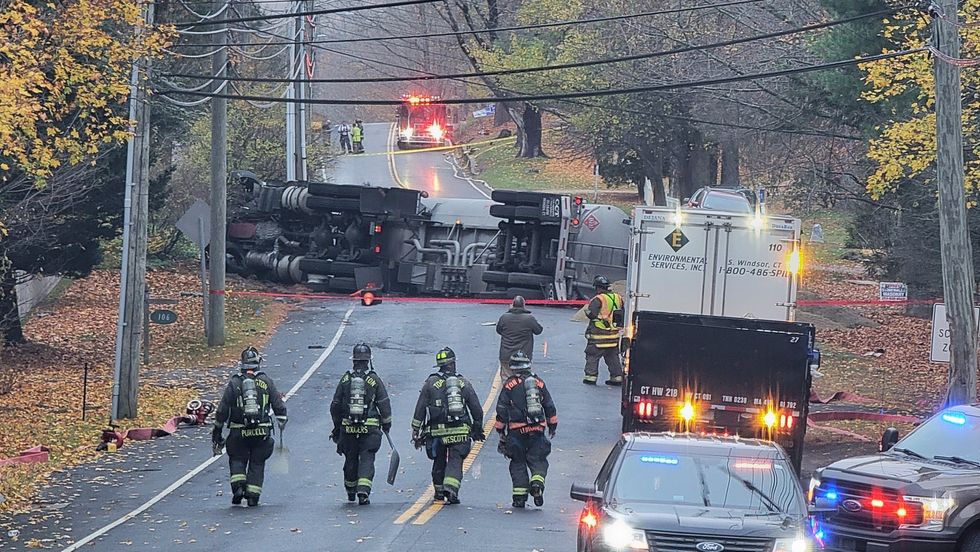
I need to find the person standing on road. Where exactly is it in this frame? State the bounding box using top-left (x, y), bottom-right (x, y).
top-left (495, 352), bottom-right (557, 509)
top-left (212, 347), bottom-right (287, 507)
top-left (330, 343), bottom-right (392, 505)
top-left (411, 347), bottom-right (485, 504)
top-left (351, 120), bottom-right (364, 153)
top-left (339, 121), bottom-right (352, 154)
top-left (583, 275), bottom-right (625, 386)
top-left (495, 296), bottom-right (543, 381)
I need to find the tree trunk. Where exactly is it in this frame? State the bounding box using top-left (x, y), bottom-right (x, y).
top-left (638, 145), bottom-right (667, 206)
top-left (0, 271), bottom-right (24, 346)
top-left (720, 134), bottom-right (741, 188)
top-left (518, 103), bottom-right (544, 158)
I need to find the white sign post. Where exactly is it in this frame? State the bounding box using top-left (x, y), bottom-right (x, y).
top-left (930, 303), bottom-right (980, 363)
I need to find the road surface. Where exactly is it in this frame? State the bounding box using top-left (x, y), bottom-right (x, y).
top-left (3, 301), bottom-right (621, 551)
top-left (324, 122), bottom-right (492, 200)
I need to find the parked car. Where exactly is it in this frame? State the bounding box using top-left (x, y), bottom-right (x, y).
top-left (686, 187), bottom-right (754, 214)
top-left (570, 432), bottom-right (813, 552)
top-left (810, 405), bottom-right (980, 552)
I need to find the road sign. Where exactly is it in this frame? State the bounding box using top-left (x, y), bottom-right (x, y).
top-left (175, 200), bottom-right (211, 247)
top-left (150, 309), bottom-right (179, 325)
top-left (930, 303), bottom-right (980, 363)
top-left (879, 282), bottom-right (908, 302)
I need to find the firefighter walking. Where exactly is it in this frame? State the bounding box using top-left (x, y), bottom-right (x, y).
top-left (583, 275), bottom-right (625, 386)
top-left (411, 347), bottom-right (485, 504)
top-left (330, 343), bottom-right (392, 505)
top-left (495, 352), bottom-right (557, 508)
top-left (212, 347), bottom-right (287, 507)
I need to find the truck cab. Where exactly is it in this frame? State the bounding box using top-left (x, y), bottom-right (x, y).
top-left (811, 405), bottom-right (980, 551)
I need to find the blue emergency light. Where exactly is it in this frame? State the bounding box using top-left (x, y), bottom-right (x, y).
top-left (942, 413), bottom-right (967, 425)
top-left (640, 455), bottom-right (679, 465)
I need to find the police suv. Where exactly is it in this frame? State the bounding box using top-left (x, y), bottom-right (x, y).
top-left (570, 432), bottom-right (813, 552)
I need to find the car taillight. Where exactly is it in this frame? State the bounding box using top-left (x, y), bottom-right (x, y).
top-left (635, 401), bottom-right (655, 420)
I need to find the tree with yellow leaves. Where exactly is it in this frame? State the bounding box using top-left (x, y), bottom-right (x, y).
top-left (0, 0), bottom-right (171, 182)
top-left (860, 2), bottom-right (979, 198)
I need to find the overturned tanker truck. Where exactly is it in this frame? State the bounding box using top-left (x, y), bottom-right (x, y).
top-left (225, 171), bottom-right (630, 300)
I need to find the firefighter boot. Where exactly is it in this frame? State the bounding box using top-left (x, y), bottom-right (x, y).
top-left (358, 492), bottom-right (370, 506)
top-left (231, 484), bottom-right (245, 505)
top-left (444, 488), bottom-right (460, 505)
top-left (512, 495), bottom-right (526, 509)
top-left (530, 482), bottom-right (545, 507)
top-left (347, 492), bottom-right (356, 503)
top-left (247, 496), bottom-right (259, 507)
top-left (605, 376), bottom-right (623, 386)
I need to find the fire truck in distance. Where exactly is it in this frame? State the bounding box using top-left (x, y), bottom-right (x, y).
top-left (395, 95), bottom-right (452, 149)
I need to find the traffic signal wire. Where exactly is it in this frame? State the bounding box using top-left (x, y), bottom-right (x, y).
top-left (163, 6), bottom-right (908, 84)
top-left (159, 48), bottom-right (925, 105)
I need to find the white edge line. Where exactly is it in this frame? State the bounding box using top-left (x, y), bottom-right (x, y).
top-left (61, 306), bottom-right (356, 551)
top-left (442, 155), bottom-right (492, 199)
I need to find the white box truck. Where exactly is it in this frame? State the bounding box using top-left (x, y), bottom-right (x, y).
top-left (621, 207), bottom-right (819, 472)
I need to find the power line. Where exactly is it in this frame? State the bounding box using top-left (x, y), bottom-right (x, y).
top-left (174, 0), bottom-right (442, 28)
top-left (162, 6), bottom-right (907, 84)
top-left (159, 49), bottom-right (924, 105)
top-left (170, 0), bottom-right (767, 47)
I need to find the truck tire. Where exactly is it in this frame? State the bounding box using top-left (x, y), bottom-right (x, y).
top-left (329, 276), bottom-right (357, 292)
top-left (491, 190), bottom-right (551, 206)
top-left (958, 529), bottom-right (980, 552)
top-left (306, 182), bottom-right (364, 198)
top-left (507, 272), bottom-right (553, 288)
top-left (481, 271), bottom-right (510, 285)
top-left (327, 261), bottom-right (358, 277)
top-left (506, 287), bottom-right (545, 300)
top-left (489, 204), bottom-right (558, 223)
top-left (306, 196), bottom-right (360, 212)
top-left (298, 257), bottom-right (333, 275)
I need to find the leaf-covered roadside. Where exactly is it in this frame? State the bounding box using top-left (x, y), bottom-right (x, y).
top-left (0, 264), bottom-right (288, 513)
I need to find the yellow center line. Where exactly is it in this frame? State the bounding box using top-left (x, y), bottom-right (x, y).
top-left (393, 367), bottom-right (502, 526)
top-left (386, 123), bottom-right (408, 189)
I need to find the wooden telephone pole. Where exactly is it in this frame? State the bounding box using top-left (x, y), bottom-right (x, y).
top-left (111, 1), bottom-right (154, 420)
top-left (207, 0), bottom-right (228, 346)
top-left (932, 0), bottom-right (977, 405)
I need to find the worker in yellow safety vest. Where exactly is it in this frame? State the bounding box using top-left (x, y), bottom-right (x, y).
top-left (583, 275), bottom-right (624, 386)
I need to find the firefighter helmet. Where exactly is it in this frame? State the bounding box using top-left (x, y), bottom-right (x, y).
top-left (509, 351), bottom-right (532, 372)
top-left (241, 347), bottom-right (261, 367)
top-left (593, 275), bottom-right (611, 290)
top-left (435, 347), bottom-right (456, 370)
top-left (351, 343), bottom-right (372, 361)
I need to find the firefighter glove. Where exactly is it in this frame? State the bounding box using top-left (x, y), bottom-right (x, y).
top-left (548, 424), bottom-right (557, 438)
top-left (497, 436), bottom-right (509, 458)
top-left (330, 427), bottom-right (340, 443)
top-left (471, 427), bottom-right (486, 442)
top-left (276, 416), bottom-right (288, 431)
top-left (382, 422), bottom-right (392, 434)
top-left (211, 426), bottom-right (223, 444)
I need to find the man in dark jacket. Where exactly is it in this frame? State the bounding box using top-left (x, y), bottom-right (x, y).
top-left (330, 343), bottom-right (392, 505)
top-left (495, 296), bottom-right (543, 381)
top-left (411, 347), bottom-right (485, 504)
top-left (212, 347), bottom-right (287, 507)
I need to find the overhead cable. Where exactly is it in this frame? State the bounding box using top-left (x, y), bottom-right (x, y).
top-left (160, 49), bottom-right (925, 105)
top-left (175, 0), bottom-right (443, 28)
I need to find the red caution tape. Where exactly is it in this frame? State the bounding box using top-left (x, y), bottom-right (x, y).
top-left (810, 390), bottom-right (875, 404)
top-left (808, 411), bottom-right (920, 424)
top-left (0, 446), bottom-right (50, 466)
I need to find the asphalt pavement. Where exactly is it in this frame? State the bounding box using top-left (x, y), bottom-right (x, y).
top-left (327, 122), bottom-right (492, 199)
top-left (4, 301), bottom-right (618, 551)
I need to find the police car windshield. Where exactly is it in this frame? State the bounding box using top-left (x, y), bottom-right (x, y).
top-left (611, 452), bottom-right (804, 515)
top-left (892, 410), bottom-right (980, 464)
top-left (701, 192), bottom-right (752, 213)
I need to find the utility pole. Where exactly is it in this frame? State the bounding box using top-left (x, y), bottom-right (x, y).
top-left (111, 0), bottom-right (154, 420)
top-left (932, 1), bottom-right (976, 406)
top-left (293, 4), bottom-right (307, 180)
top-left (300, 5), bottom-right (313, 180)
top-left (207, 0), bottom-right (227, 346)
top-left (285, 0), bottom-right (298, 181)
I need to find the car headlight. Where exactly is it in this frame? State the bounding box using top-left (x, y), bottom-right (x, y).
top-left (903, 496), bottom-right (956, 531)
top-left (602, 519), bottom-right (648, 550)
top-left (807, 477), bottom-right (820, 503)
top-left (772, 536), bottom-right (810, 552)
